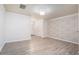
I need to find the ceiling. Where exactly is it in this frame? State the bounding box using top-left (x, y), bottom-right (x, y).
top-left (4, 4), bottom-right (78, 19)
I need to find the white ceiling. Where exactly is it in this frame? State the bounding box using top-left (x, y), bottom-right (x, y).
top-left (4, 4), bottom-right (78, 19)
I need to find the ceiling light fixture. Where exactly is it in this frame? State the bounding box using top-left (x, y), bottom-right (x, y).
top-left (40, 11), bottom-right (45, 15)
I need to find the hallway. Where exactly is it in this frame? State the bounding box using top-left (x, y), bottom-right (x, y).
top-left (0, 36), bottom-right (78, 55)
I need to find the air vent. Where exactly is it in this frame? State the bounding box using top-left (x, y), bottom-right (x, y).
top-left (20, 4), bottom-right (26, 9)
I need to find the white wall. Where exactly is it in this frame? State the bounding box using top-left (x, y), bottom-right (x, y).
top-left (47, 13), bottom-right (78, 44)
top-left (31, 18), bottom-right (45, 37)
top-left (5, 12), bottom-right (31, 42)
top-left (77, 5), bottom-right (79, 43)
top-left (0, 5), bottom-right (5, 51)
top-left (43, 19), bottom-right (48, 37)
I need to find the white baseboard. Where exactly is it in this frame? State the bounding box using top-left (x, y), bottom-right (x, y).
top-left (6, 38), bottom-right (31, 43)
top-left (47, 36), bottom-right (79, 45)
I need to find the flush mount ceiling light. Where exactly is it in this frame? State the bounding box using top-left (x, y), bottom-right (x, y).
top-left (40, 11), bottom-right (45, 15)
top-left (30, 5), bottom-right (53, 16)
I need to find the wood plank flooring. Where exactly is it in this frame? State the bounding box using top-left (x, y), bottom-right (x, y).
top-left (0, 36), bottom-right (79, 55)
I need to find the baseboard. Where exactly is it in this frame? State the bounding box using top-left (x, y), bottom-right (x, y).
top-left (6, 38), bottom-right (31, 43)
top-left (47, 36), bottom-right (79, 45)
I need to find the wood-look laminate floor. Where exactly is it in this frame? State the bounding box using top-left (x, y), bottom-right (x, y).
top-left (0, 36), bottom-right (79, 55)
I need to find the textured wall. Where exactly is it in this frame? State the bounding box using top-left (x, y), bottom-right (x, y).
top-left (47, 13), bottom-right (78, 44)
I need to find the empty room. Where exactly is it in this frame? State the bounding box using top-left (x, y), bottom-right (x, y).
top-left (0, 4), bottom-right (79, 55)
